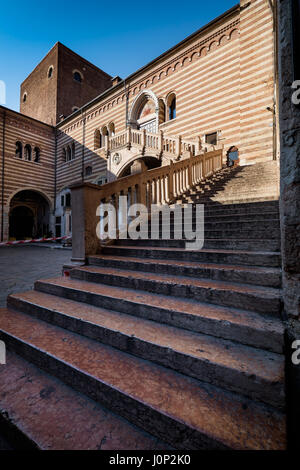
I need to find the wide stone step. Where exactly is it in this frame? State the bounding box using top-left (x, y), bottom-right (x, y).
top-left (172, 201), bottom-right (279, 211)
top-left (115, 238), bottom-right (281, 252)
top-left (149, 219), bottom-right (280, 232)
top-left (0, 309), bottom-right (286, 450)
top-left (70, 266), bottom-right (282, 316)
top-left (151, 212), bottom-right (280, 223)
top-left (179, 196), bottom-right (279, 205)
top-left (148, 228), bottom-right (280, 240)
top-left (88, 254), bottom-right (281, 288)
top-left (34, 277), bottom-right (284, 353)
top-left (194, 202), bottom-right (279, 215)
top-left (7, 291), bottom-right (285, 407)
top-left (0, 351), bottom-right (168, 450)
top-left (103, 245), bottom-right (281, 267)
top-left (203, 212), bottom-right (279, 222)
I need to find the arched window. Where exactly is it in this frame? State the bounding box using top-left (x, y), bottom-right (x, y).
top-left (94, 129), bottom-right (101, 149)
top-left (167, 94), bottom-right (176, 121)
top-left (16, 141), bottom-right (23, 159)
top-left (227, 146), bottom-right (239, 167)
top-left (101, 126), bottom-right (108, 146)
top-left (129, 90), bottom-right (159, 133)
top-left (85, 166), bottom-right (92, 176)
top-left (62, 148), bottom-right (67, 162)
top-left (48, 66), bottom-right (53, 78)
top-left (67, 146), bottom-right (72, 161)
top-left (24, 144), bottom-right (32, 161)
top-left (71, 143), bottom-right (75, 159)
top-left (108, 122), bottom-right (115, 136)
top-left (73, 71), bottom-right (82, 83)
top-left (34, 147), bottom-right (40, 162)
top-left (23, 93), bottom-right (27, 103)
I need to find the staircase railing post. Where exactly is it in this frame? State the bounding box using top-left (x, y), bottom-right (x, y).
top-left (105, 135), bottom-right (109, 155)
top-left (188, 155), bottom-right (192, 189)
top-left (142, 128), bottom-right (146, 153)
top-left (169, 161), bottom-right (174, 201)
top-left (70, 182), bottom-right (102, 263)
top-left (159, 130), bottom-right (164, 156)
top-left (197, 136), bottom-right (202, 154)
top-left (176, 135), bottom-right (182, 158)
top-left (126, 126), bottom-right (132, 149)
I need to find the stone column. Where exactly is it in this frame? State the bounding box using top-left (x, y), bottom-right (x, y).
top-left (278, 0), bottom-right (300, 319)
top-left (277, 0), bottom-right (300, 449)
top-left (70, 182), bottom-right (102, 262)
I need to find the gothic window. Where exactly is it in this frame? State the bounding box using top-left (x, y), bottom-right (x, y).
top-left (85, 166), bottom-right (92, 176)
top-left (67, 146), bottom-right (72, 161)
top-left (34, 147), bottom-right (40, 162)
top-left (108, 122), bottom-right (115, 136)
top-left (15, 141), bottom-right (23, 159)
top-left (101, 126), bottom-right (108, 145)
top-left (23, 93), bottom-right (27, 103)
top-left (94, 129), bottom-right (101, 149)
top-left (71, 143), bottom-right (75, 159)
top-left (24, 144), bottom-right (32, 161)
top-left (48, 66), bottom-right (53, 78)
top-left (168, 95), bottom-right (176, 120)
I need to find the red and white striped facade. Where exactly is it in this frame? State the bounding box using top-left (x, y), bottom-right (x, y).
top-left (0, 0), bottom-right (276, 240)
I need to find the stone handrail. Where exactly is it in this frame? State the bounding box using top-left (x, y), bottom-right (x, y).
top-left (70, 147), bottom-right (223, 261)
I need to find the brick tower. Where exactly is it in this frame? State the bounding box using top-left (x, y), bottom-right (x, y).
top-left (20, 42), bottom-right (112, 125)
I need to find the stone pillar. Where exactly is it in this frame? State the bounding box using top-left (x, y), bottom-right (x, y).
top-left (278, 0), bottom-right (300, 319)
top-left (70, 183), bottom-right (102, 262)
top-left (277, 0), bottom-right (300, 449)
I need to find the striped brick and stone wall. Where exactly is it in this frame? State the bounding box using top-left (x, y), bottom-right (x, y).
top-left (0, 107), bottom-right (55, 240)
top-left (0, 0), bottom-right (277, 240)
top-left (56, 0), bottom-right (275, 194)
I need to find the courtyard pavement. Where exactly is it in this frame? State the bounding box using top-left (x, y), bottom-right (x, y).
top-left (0, 245), bottom-right (72, 308)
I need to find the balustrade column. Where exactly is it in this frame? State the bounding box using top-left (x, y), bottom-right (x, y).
top-left (142, 128), bottom-right (146, 153)
top-left (126, 126), bottom-right (132, 149)
top-left (176, 135), bottom-right (182, 158)
top-left (168, 161), bottom-right (174, 201)
top-left (159, 130), bottom-right (164, 156)
top-left (188, 159), bottom-right (192, 189)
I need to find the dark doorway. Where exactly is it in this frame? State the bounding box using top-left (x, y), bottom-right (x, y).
top-left (9, 190), bottom-right (50, 240)
top-left (9, 206), bottom-right (34, 240)
top-left (227, 146), bottom-right (239, 167)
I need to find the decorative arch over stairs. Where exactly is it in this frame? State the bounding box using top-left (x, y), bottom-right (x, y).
top-left (128, 90), bottom-right (159, 133)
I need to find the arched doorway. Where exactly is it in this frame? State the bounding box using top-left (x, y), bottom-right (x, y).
top-left (129, 90), bottom-right (159, 133)
top-left (9, 206), bottom-right (34, 240)
top-left (118, 156), bottom-right (161, 179)
top-left (227, 146), bottom-right (239, 167)
top-left (9, 190), bottom-right (51, 240)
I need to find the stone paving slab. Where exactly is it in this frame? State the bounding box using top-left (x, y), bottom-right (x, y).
top-left (0, 246), bottom-right (71, 308)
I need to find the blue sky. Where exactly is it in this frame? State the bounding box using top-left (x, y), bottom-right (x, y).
top-left (0, 0), bottom-right (237, 112)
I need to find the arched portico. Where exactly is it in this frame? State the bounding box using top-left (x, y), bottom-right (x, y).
top-left (117, 155), bottom-right (161, 179)
top-left (8, 189), bottom-right (52, 240)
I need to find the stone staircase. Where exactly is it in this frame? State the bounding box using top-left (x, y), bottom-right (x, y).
top-left (177, 160), bottom-right (279, 205)
top-left (0, 162), bottom-right (286, 450)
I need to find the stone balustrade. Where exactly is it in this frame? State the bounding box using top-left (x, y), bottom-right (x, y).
top-left (71, 147), bottom-right (223, 261)
top-left (106, 127), bottom-right (207, 158)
